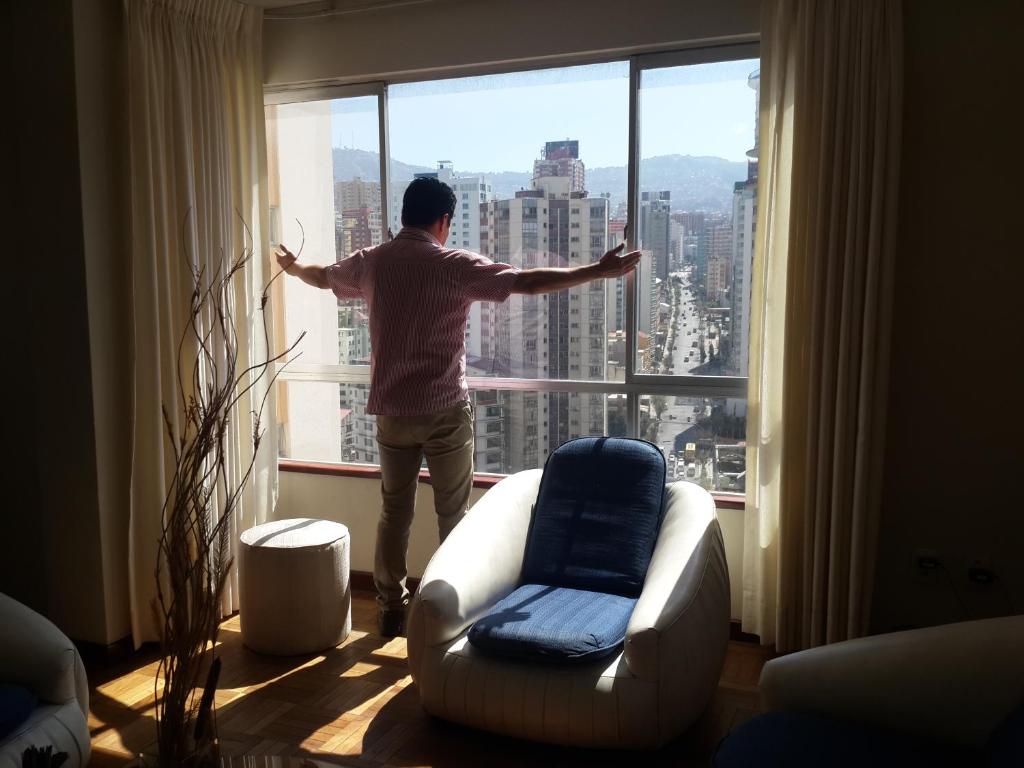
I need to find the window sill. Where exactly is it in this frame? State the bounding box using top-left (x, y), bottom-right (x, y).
top-left (279, 459), bottom-right (745, 509)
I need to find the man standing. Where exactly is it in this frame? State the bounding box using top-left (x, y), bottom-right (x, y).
top-left (276, 177), bottom-right (640, 636)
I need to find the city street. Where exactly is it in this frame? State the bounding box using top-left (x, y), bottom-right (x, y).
top-left (651, 267), bottom-right (714, 483)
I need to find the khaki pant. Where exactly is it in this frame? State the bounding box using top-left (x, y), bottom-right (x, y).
top-left (374, 401), bottom-right (474, 612)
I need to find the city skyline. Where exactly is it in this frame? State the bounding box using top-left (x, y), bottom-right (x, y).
top-left (329, 59), bottom-right (757, 171)
top-left (330, 137), bottom-right (750, 481)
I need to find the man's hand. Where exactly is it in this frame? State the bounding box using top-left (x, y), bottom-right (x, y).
top-left (273, 244), bottom-right (329, 289)
top-left (275, 244), bottom-right (297, 272)
top-left (593, 243), bottom-right (643, 278)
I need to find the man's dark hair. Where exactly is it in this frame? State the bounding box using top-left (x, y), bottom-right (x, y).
top-left (401, 177), bottom-right (456, 228)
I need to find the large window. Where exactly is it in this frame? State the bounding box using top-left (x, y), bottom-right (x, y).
top-left (266, 45), bottom-right (758, 493)
top-left (636, 59), bottom-right (759, 379)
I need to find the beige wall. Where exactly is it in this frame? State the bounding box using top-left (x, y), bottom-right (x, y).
top-left (871, 0), bottom-right (1023, 633)
top-left (263, 0), bottom-right (759, 86)
top-left (276, 472), bottom-right (747, 620)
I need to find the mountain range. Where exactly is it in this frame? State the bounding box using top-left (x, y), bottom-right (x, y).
top-left (333, 148), bottom-right (748, 213)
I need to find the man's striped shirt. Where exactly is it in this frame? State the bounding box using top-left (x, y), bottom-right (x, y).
top-left (325, 227), bottom-right (519, 416)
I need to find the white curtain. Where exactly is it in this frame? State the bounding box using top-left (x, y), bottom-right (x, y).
top-left (743, 0), bottom-right (902, 651)
top-left (126, 0), bottom-right (275, 646)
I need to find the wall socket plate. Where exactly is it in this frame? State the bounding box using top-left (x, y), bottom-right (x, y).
top-left (914, 548), bottom-right (942, 570)
top-left (967, 558), bottom-right (996, 585)
top-left (911, 548), bottom-right (944, 586)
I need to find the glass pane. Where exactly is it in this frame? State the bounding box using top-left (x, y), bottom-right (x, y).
top-left (637, 59), bottom-right (759, 377)
top-left (470, 390), bottom-right (628, 474)
top-left (277, 381), bottom-right (378, 465)
top-left (386, 63), bottom-right (629, 381)
top-left (265, 95), bottom-right (380, 366)
top-left (278, 381), bottom-right (626, 475)
top-left (642, 392), bottom-right (747, 493)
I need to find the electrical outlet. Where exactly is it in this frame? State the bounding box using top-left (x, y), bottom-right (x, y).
top-left (968, 559), bottom-right (995, 585)
top-left (915, 548), bottom-right (942, 570)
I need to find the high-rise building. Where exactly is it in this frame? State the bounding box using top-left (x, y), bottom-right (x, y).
top-left (469, 388), bottom-right (507, 475)
top-left (338, 384), bottom-right (376, 464)
top-left (674, 210), bottom-right (708, 269)
top-left (337, 301), bottom-right (370, 365)
top-left (480, 144), bottom-right (608, 471)
top-left (336, 206), bottom-right (381, 255)
top-left (669, 218), bottom-right (686, 273)
top-left (335, 178), bottom-right (384, 252)
top-left (709, 221), bottom-right (734, 263)
top-left (335, 177), bottom-right (381, 214)
top-left (532, 140), bottom-right (585, 192)
top-left (640, 190), bottom-right (672, 280)
top-left (706, 256), bottom-right (731, 304)
top-left (689, 211), bottom-right (730, 299)
top-left (730, 68), bottom-right (760, 377)
top-left (406, 161), bottom-right (492, 254)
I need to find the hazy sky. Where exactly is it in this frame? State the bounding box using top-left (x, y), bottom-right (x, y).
top-left (330, 59), bottom-right (758, 174)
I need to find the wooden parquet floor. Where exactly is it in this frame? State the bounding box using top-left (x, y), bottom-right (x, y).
top-left (87, 592), bottom-right (771, 768)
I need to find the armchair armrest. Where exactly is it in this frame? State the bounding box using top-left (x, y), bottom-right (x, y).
top-left (624, 482), bottom-right (730, 676)
top-left (759, 615), bottom-right (1024, 748)
top-left (407, 470), bottom-right (541, 672)
top-left (0, 592), bottom-right (89, 719)
top-left (623, 483), bottom-right (730, 735)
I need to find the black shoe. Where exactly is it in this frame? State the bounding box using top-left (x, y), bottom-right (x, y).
top-left (379, 608), bottom-right (406, 638)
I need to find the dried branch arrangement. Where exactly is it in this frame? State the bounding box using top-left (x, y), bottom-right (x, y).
top-left (151, 218), bottom-right (304, 767)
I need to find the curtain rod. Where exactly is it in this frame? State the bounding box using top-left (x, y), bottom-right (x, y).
top-left (264, 0), bottom-right (436, 20)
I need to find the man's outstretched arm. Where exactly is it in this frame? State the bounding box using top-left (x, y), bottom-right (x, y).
top-left (511, 244), bottom-right (642, 295)
top-left (275, 244), bottom-right (329, 289)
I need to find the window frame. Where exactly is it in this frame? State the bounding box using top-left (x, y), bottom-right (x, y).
top-left (266, 40), bottom-right (759, 489)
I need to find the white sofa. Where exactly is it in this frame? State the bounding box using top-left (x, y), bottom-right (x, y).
top-left (0, 593), bottom-right (91, 768)
top-left (713, 615), bottom-right (1024, 765)
top-left (407, 469), bottom-right (730, 749)
top-left (759, 614), bottom-right (1024, 749)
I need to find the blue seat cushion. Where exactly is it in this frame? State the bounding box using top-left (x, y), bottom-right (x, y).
top-left (468, 584), bottom-right (636, 663)
top-left (0, 683), bottom-right (37, 740)
top-left (521, 437), bottom-right (666, 598)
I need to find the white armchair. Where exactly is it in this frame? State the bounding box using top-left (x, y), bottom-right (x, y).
top-left (407, 469), bottom-right (730, 749)
top-left (0, 593), bottom-right (91, 768)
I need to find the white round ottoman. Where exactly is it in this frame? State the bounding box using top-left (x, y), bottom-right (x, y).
top-left (239, 518), bottom-right (351, 655)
